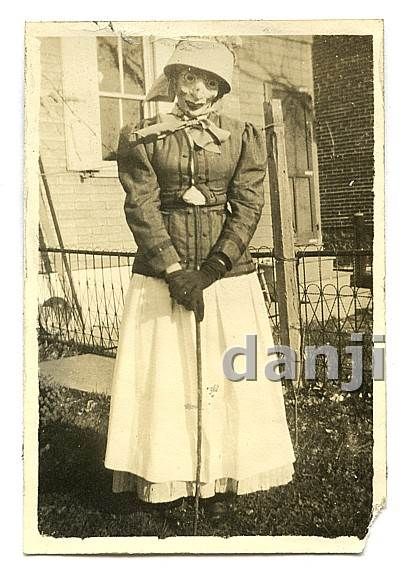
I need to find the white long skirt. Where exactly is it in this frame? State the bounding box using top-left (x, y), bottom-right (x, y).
top-left (104, 272), bottom-right (295, 503)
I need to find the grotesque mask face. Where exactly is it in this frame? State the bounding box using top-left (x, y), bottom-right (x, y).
top-left (174, 67), bottom-right (220, 117)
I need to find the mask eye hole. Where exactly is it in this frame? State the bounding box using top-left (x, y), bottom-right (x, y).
top-left (206, 78), bottom-right (219, 90)
top-left (183, 71), bottom-right (196, 83)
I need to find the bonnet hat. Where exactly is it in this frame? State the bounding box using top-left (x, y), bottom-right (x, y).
top-left (146, 38), bottom-right (234, 102)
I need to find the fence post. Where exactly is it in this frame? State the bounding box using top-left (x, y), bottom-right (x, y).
top-left (352, 211), bottom-right (372, 290)
top-left (264, 99), bottom-right (301, 371)
top-left (353, 211), bottom-right (366, 280)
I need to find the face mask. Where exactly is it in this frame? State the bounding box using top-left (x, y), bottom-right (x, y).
top-left (175, 68), bottom-right (220, 117)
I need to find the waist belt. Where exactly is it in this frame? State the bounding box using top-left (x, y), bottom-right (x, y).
top-left (160, 202), bottom-right (227, 213)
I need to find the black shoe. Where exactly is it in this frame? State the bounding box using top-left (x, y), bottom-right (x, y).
top-left (138, 497), bottom-right (185, 515)
top-left (202, 493), bottom-right (231, 521)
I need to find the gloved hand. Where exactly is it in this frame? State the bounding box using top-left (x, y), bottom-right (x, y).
top-left (166, 269), bottom-right (204, 319)
top-left (166, 253), bottom-right (230, 321)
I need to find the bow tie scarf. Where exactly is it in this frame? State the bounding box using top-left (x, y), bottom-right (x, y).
top-left (129, 111), bottom-right (231, 206)
top-left (129, 113), bottom-right (231, 153)
top-left (178, 116), bottom-right (231, 154)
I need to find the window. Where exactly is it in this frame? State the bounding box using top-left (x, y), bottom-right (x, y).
top-left (97, 36), bottom-right (146, 161)
top-left (61, 35), bottom-right (154, 172)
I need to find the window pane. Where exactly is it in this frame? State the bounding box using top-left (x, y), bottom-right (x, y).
top-left (97, 37), bottom-right (120, 92)
top-left (122, 99), bottom-right (142, 127)
top-left (122, 37), bottom-right (145, 95)
top-left (100, 97), bottom-right (120, 160)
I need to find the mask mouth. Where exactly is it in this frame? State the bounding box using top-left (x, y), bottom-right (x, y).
top-left (184, 99), bottom-right (208, 111)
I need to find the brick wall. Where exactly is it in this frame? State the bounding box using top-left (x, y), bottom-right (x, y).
top-left (312, 36), bottom-right (374, 236)
top-left (39, 36), bottom-right (316, 253)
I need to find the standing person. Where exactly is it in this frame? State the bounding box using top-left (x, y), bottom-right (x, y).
top-left (104, 38), bottom-right (295, 518)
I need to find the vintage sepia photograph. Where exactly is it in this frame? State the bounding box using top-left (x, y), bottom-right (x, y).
top-left (24, 20), bottom-right (385, 554)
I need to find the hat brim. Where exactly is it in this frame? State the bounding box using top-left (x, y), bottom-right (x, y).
top-left (145, 73), bottom-right (176, 102)
top-left (164, 64), bottom-right (231, 95)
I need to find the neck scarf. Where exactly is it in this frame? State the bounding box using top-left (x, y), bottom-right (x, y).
top-left (129, 104), bottom-right (230, 154)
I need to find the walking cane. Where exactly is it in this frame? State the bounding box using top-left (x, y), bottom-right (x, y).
top-left (193, 315), bottom-right (203, 536)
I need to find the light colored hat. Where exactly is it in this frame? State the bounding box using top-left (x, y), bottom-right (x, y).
top-left (146, 39), bottom-right (234, 102)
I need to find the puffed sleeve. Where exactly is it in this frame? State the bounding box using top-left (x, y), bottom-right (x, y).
top-left (117, 125), bottom-right (180, 273)
top-left (211, 122), bottom-right (267, 268)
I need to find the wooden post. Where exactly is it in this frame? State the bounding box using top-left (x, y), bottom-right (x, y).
top-left (264, 99), bottom-right (301, 372)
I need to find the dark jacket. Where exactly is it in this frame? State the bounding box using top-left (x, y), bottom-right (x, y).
top-left (117, 111), bottom-right (267, 278)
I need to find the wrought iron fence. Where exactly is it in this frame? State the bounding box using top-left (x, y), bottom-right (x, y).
top-left (39, 248), bottom-right (133, 355)
top-left (38, 246), bottom-right (373, 384)
top-left (296, 247), bottom-right (373, 388)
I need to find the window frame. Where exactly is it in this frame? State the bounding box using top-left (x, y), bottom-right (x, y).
top-left (95, 35), bottom-right (155, 177)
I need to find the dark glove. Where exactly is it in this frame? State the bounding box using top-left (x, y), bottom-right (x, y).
top-left (166, 269), bottom-right (204, 320)
top-left (166, 253), bottom-right (231, 321)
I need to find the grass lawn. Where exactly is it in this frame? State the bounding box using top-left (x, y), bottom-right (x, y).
top-left (37, 375), bottom-right (373, 539)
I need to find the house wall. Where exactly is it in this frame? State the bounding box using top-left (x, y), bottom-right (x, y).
top-left (39, 35), bottom-right (316, 254)
top-left (39, 37), bottom-right (132, 252)
top-left (235, 35), bottom-right (315, 247)
top-left (312, 35), bottom-right (374, 236)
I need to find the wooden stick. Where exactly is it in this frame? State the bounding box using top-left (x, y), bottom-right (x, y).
top-left (39, 155), bottom-right (85, 331)
top-left (193, 316), bottom-right (203, 536)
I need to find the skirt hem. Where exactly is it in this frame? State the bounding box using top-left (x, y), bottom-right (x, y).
top-left (111, 464), bottom-right (295, 503)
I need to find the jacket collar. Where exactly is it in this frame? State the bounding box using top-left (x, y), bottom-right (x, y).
top-left (129, 105), bottom-right (230, 154)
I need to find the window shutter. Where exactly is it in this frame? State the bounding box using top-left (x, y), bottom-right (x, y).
top-left (269, 87), bottom-right (320, 244)
top-left (61, 37), bottom-right (102, 171)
